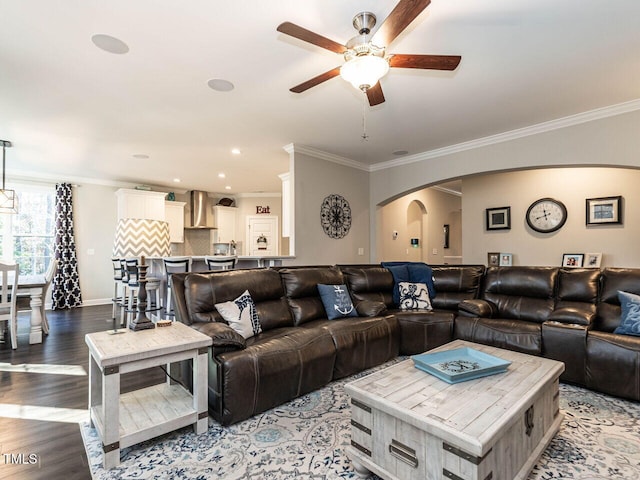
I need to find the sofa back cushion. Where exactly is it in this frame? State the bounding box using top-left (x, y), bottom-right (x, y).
top-left (184, 269), bottom-right (293, 330)
top-left (339, 265), bottom-right (395, 308)
top-left (279, 266), bottom-right (345, 325)
top-left (431, 265), bottom-right (485, 310)
top-left (481, 266), bottom-right (558, 323)
top-left (550, 268), bottom-right (600, 325)
top-left (597, 268), bottom-right (640, 332)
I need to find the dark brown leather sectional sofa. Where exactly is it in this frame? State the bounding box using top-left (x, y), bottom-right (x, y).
top-left (172, 264), bottom-right (640, 426)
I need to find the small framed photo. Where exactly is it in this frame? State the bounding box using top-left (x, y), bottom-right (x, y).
top-left (486, 206), bottom-right (511, 230)
top-left (487, 252), bottom-right (500, 267)
top-left (499, 253), bottom-right (513, 267)
top-left (562, 253), bottom-right (584, 268)
top-left (584, 252), bottom-right (602, 268)
top-left (586, 196), bottom-right (622, 225)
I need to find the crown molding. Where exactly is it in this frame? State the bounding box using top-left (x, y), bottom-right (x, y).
top-left (283, 144), bottom-right (369, 171)
top-left (370, 98), bottom-right (640, 172)
top-left (431, 185), bottom-right (462, 197)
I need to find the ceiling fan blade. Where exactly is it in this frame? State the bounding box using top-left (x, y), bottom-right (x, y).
top-left (372, 0), bottom-right (432, 47)
top-left (366, 83), bottom-right (385, 106)
top-left (277, 22), bottom-right (346, 54)
top-left (290, 67), bottom-right (342, 93)
top-left (389, 54), bottom-right (461, 70)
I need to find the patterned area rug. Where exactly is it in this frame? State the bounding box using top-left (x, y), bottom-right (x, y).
top-left (81, 360), bottom-right (640, 480)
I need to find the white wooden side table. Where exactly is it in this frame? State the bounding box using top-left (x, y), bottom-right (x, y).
top-left (86, 322), bottom-right (212, 469)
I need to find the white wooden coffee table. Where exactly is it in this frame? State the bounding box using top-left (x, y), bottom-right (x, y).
top-left (345, 340), bottom-right (565, 480)
top-left (86, 322), bottom-right (212, 468)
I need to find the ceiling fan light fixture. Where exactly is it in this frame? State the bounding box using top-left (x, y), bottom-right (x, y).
top-left (340, 55), bottom-right (389, 91)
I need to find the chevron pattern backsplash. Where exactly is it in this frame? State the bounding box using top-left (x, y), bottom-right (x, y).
top-left (113, 218), bottom-right (171, 258)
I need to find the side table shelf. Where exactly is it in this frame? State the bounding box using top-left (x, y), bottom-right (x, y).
top-left (86, 322), bottom-right (212, 469)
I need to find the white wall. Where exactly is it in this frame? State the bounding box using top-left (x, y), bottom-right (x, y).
top-left (462, 167), bottom-right (640, 267)
top-left (286, 149), bottom-right (370, 265)
top-left (369, 107), bottom-right (640, 260)
top-left (234, 195), bottom-right (283, 255)
top-left (73, 183), bottom-right (119, 304)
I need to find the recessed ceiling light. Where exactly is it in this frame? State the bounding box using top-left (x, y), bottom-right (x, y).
top-left (218, 173), bottom-right (226, 178)
top-left (231, 148), bottom-right (241, 155)
top-left (392, 150), bottom-right (409, 156)
top-left (91, 34), bottom-right (129, 54)
top-left (225, 186), bottom-right (231, 190)
top-left (173, 178), bottom-right (181, 183)
top-left (132, 154), bottom-right (149, 159)
top-left (207, 79), bottom-right (235, 92)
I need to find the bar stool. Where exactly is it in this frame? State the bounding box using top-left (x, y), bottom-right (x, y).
top-left (204, 255), bottom-right (237, 271)
top-left (123, 258), bottom-right (162, 326)
top-left (111, 258), bottom-right (125, 323)
top-left (163, 256), bottom-right (192, 319)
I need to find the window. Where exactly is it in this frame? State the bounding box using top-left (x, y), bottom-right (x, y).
top-left (0, 185), bottom-right (55, 275)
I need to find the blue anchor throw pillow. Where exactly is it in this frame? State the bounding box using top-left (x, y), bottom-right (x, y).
top-left (318, 284), bottom-right (359, 320)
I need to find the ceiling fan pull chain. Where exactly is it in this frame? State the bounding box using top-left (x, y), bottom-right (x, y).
top-left (361, 94), bottom-right (369, 140)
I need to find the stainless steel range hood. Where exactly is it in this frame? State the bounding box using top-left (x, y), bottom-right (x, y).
top-left (185, 190), bottom-right (215, 229)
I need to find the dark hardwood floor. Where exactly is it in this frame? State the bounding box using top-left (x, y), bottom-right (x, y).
top-left (0, 305), bottom-right (165, 480)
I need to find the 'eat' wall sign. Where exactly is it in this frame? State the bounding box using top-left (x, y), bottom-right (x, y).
top-left (256, 206), bottom-right (270, 214)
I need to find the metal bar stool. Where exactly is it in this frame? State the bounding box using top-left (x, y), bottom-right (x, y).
top-left (163, 256), bottom-right (192, 319)
top-left (204, 255), bottom-right (237, 271)
top-left (111, 258), bottom-right (125, 323)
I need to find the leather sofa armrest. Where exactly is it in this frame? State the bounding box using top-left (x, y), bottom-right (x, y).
top-left (542, 321), bottom-right (588, 385)
top-left (548, 306), bottom-right (595, 326)
top-left (458, 299), bottom-right (497, 318)
top-left (191, 321), bottom-right (246, 350)
top-left (355, 300), bottom-right (387, 317)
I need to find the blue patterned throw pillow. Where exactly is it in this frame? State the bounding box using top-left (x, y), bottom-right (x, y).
top-left (398, 282), bottom-right (433, 311)
top-left (215, 290), bottom-right (262, 339)
top-left (317, 284), bottom-right (358, 320)
top-left (614, 290), bottom-right (640, 336)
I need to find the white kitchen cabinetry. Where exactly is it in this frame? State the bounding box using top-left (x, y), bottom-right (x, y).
top-left (115, 189), bottom-right (166, 221)
top-left (165, 201), bottom-right (186, 243)
top-left (213, 206), bottom-right (237, 244)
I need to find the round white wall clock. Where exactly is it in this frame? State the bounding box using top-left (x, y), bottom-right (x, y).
top-left (320, 194), bottom-right (352, 239)
top-left (526, 198), bottom-right (567, 233)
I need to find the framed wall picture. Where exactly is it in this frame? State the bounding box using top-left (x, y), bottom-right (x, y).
top-left (562, 253), bottom-right (584, 268)
top-left (486, 206), bottom-right (511, 230)
top-left (585, 252), bottom-right (602, 268)
top-left (586, 196), bottom-right (622, 225)
top-left (443, 224), bottom-right (450, 249)
top-left (499, 253), bottom-right (513, 266)
top-left (487, 252), bottom-right (500, 267)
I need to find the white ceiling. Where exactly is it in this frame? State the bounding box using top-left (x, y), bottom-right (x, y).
top-left (1, 0), bottom-right (639, 194)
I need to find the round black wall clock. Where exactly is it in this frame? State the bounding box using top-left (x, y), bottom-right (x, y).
top-left (526, 197), bottom-right (568, 233)
top-left (320, 194), bottom-right (352, 239)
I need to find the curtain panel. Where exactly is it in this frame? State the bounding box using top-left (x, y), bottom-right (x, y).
top-left (52, 183), bottom-right (82, 309)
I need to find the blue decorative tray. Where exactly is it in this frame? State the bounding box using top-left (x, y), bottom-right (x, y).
top-left (412, 347), bottom-right (511, 384)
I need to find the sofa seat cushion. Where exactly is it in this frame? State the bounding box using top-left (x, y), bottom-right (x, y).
top-left (454, 316), bottom-right (542, 355)
top-left (301, 315), bottom-right (399, 380)
top-left (586, 331), bottom-right (640, 401)
top-left (386, 309), bottom-right (454, 355)
top-left (215, 326), bottom-right (337, 425)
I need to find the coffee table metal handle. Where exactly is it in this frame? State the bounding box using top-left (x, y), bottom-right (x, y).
top-left (389, 439), bottom-right (419, 468)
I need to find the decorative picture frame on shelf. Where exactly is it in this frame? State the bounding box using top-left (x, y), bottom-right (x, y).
top-left (586, 196), bottom-right (622, 225)
top-left (487, 252), bottom-right (500, 267)
top-left (562, 253), bottom-right (584, 268)
top-left (499, 253), bottom-right (513, 267)
top-left (584, 252), bottom-right (602, 268)
top-left (486, 206), bottom-right (511, 230)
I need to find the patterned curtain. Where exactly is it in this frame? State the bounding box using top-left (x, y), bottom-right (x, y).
top-left (52, 183), bottom-right (82, 309)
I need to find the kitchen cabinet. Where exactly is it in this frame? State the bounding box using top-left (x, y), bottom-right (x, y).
top-left (115, 189), bottom-right (166, 221)
top-left (165, 201), bottom-right (186, 243)
top-left (213, 205), bottom-right (237, 244)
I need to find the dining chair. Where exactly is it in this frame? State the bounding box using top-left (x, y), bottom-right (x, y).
top-left (163, 256), bottom-right (192, 319)
top-left (0, 261), bottom-right (19, 349)
top-left (39, 258), bottom-right (58, 334)
top-left (204, 255), bottom-right (237, 271)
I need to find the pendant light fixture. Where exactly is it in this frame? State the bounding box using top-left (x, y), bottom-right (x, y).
top-left (0, 140), bottom-right (17, 214)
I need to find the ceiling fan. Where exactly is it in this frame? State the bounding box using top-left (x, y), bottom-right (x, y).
top-left (277, 0), bottom-right (461, 106)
